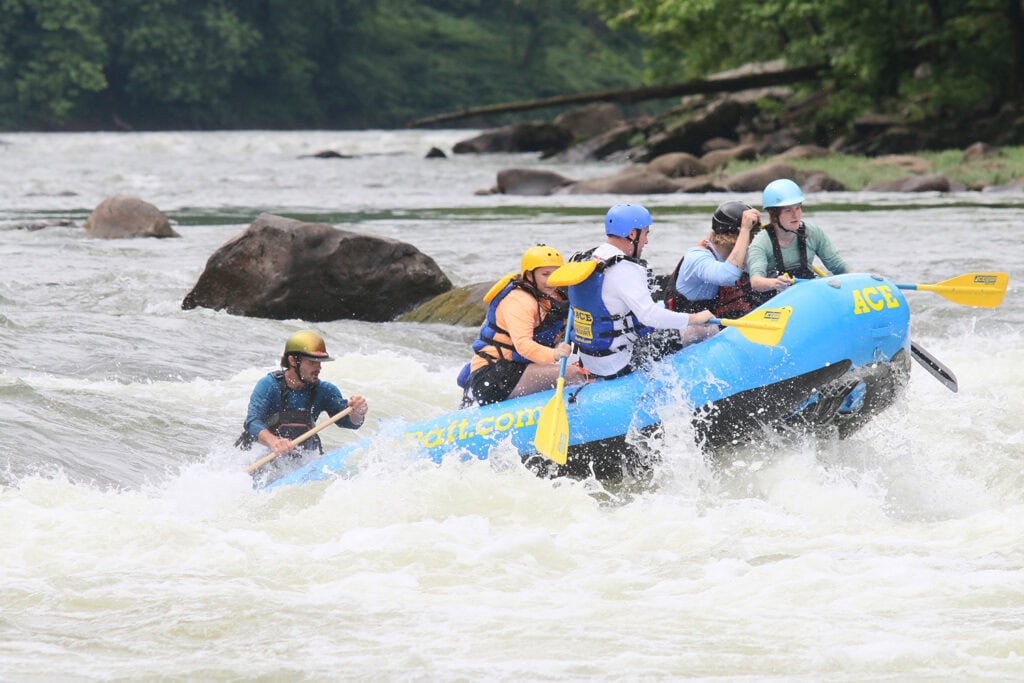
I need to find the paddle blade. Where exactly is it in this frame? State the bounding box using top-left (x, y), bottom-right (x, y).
top-left (548, 260), bottom-right (597, 287)
top-left (910, 341), bottom-right (958, 393)
top-left (534, 378), bottom-right (569, 465)
top-left (715, 306), bottom-right (792, 346)
top-left (902, 272), bottom-right (1008, 308)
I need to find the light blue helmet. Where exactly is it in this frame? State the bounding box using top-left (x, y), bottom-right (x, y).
top-left (605, 204), bottom-right (652, 237)
top-left (762, 179), bottom-right (805, 208)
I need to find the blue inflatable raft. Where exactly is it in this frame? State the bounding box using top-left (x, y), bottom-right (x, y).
top-left (265, 273), bottom-right (911, 490)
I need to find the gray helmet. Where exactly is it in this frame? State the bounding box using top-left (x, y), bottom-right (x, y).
top-left (711, 201), bottom-right (752, 235)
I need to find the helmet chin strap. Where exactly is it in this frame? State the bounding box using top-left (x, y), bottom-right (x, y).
top-left (522, 271), bottom-right (558, 305)
top-left (629, 230), bottom-right (642, 258)
top-left (291, 355), bottom-right (316, 387)
top-left (777, 218), bottom-right (802, 234)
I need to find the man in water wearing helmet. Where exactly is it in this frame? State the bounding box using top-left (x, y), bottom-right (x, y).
top-left (567, 204), bottom-right (715, 379)
top-left (664, 200), bottom-right (792, 318)
top-left (238, 330), bottom-right (368, 457)
top-left (462, 245), bottom-right (585, 405)
top-left (748, 178), bottom-right (849, 295)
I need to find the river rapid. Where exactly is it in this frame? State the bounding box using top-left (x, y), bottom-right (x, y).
top-left (1, 130), bottom-right (1022, 681)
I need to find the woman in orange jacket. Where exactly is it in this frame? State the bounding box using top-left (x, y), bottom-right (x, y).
top-left (462, 245), bottom-right (586, 405)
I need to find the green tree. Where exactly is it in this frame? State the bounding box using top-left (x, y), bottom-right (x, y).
top-left (339, 0), bottom-right (644, 127)
top-left (97, 0), bottom-right (260, 128)
top-left (0, 0), bottom-right (647, 130)
top-left (0, 0), bottom-right (107, 127)
top-left (228, 0), bottom-right (383, 128)
top-left (583, 0), bottom-right (1024, 128)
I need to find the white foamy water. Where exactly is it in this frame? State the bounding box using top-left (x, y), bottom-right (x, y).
top-left (1, 131), bottom-right (1022, 680)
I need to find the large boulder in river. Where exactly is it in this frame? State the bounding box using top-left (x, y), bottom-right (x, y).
top-left (85, 195), bottom-right (179, 238)
top-left (863, 174), bottom-right (964, 193)
top-left (452, 122), bottom-right (573, 154)
top-left (495, 168), bottom-right (574, 195)
top-left (700, 143), bottom-right (758, 170)
top-left (647, 152), bottom-right (708, 178)
top-left (399, 281), bottom-right (491, 326)
top-left (181, 213), bottom-right (451, 322)
top-left (635, 98), bottom-right (758, 161)
top-left (567, 168), bottom-right (681, 195)
top-left (552, 103), bottom-right (625, 141)
top-left (722, 162), bottom-right (799, 192)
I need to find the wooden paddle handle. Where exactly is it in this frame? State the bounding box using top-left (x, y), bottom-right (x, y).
top-left (244, 406), bottom-right (355, 474)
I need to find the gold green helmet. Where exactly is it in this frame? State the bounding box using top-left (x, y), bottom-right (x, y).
top-left (283, 330), bottom-right (334, 362)
top-left (520, 244), bottom-right (564, 276)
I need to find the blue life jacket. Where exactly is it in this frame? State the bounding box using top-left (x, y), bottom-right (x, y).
top-left (458, 279), bottom-right (566, 388)
top-left (568, 254), bottom-right (654, 357)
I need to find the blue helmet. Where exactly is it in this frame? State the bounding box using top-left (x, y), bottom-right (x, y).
top-left (605, 204), bottom-right (652, 237)
top-left (762, 179), bottom-right (805, 208)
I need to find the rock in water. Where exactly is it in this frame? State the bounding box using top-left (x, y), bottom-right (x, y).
top-left (182, 213), bottom-right (451, 322)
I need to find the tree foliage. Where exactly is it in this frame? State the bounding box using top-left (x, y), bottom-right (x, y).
top-left (0, 0), bottom-right (107, 124)
top-left (0, 0), bottom-right (645, 130)
top-left (1, 0), bottom-right (1020, 131)
top-left (99, 1), bottom-right (260, 127)
top-left (583, 0), bottom-right (1024, 129)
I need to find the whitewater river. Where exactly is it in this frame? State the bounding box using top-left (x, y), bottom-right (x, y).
top-left (1, 130), bottom-right (1022, 681)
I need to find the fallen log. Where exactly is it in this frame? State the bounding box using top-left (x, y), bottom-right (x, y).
top-left (406, 63), bottom-right (828, 128)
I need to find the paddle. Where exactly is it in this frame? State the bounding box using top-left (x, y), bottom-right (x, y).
top-left (534, 314), bottom-right (574, 465)
top-left (909, 342), bottom-right (958, 392)
top-left (806, 268), bottom-right (974, 393)
top-left (547, 260), bottom-right (597, 287)
top-left (895, 272), bottom-right (1008, 308)
top-left (533, 303), bottom-right (792, 463)
top-left (712, 306), bottom-right (792, 346)
top-left (243, 406), bottom-right (354, 474)
top-left (895, 272), bottom-right (1007, 391)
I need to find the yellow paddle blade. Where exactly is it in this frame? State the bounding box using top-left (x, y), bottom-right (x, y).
top-left (907, 272), bottom-right (1008, 308)
top-left (717, 306), bottom-right (792, 346)
top-left (534, 378), bottom-right (569, 465)
top-left (547, 260), bottom-right (597, 287)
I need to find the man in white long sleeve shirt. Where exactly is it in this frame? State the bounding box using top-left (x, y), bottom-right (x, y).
top-left (567, 204), bottom-right (715, 379)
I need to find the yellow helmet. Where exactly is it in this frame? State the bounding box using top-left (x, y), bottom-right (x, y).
top-left (283, 330), bottom-right (334, 362)
top-left (520, 244), bottom-right (564, 277)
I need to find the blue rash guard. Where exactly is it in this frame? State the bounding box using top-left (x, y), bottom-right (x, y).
top-left (243, 372), bottom-right (360, 451)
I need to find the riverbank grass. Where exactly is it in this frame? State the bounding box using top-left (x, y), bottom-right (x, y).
top-left (727, 146), bottom-right (1024, 190)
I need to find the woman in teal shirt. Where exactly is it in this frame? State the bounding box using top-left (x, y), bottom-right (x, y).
top-left (748, 178), bottom-right (849, 295)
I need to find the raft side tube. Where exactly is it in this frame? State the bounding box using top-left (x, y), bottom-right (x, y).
top-left (692, 361), bottom-right (853, 450)
top-left (263, 274), bottom-right (912, 489)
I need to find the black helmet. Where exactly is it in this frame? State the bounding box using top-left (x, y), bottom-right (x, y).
top-left (711, 201), bottom-right (753, 235)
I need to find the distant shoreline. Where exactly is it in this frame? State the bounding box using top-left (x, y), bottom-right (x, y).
top-left (735, 147), bottom-right (1024, 193)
